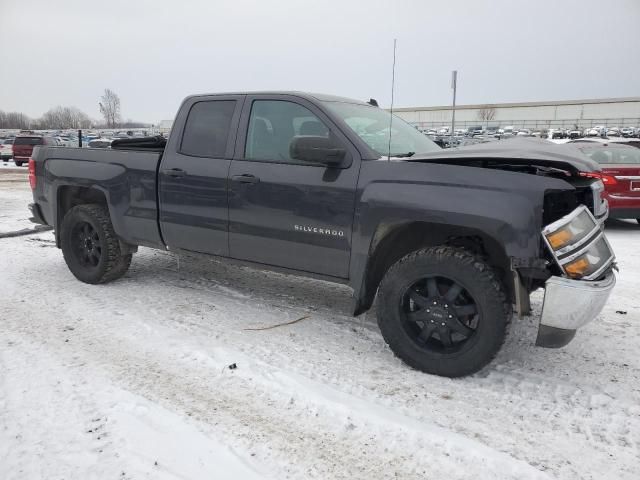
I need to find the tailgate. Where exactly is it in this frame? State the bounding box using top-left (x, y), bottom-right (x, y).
top-left (13, 145), bottom-right (33, 157)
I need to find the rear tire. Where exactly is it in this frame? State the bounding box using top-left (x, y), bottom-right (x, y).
top-left (61, 204), bottom-right (132, 284)
top-left (377, 246), bottom-right (511, 377)
top-left (14, 161), bottom-right (23, 167)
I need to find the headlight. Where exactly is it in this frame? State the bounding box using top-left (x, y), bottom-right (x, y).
top-left (542, 206), bottom-right (615, 280)
top-left (543, 206), bottom-right (599, 253)
top-left (561, 236), bottom-right (613, 279)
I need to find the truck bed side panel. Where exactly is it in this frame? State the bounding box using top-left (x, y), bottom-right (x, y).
top-left (34, 146), bottom-right (164, 248)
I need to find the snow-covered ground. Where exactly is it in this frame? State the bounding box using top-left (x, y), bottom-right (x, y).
top-left (1, 174), bottom-right (638, 480)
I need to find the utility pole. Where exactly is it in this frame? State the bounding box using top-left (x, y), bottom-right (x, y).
top-left (451, 70), bottom-right (458, 144)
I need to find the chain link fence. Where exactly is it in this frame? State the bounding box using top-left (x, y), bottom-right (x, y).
top-left (410, 118), bottom-right (640, 131)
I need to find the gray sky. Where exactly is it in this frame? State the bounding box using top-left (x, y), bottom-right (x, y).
top-left (1, 0), bottom-right (639, 123)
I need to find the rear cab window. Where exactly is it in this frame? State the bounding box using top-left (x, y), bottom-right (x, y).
top-left (180, 100), bottom-right (236, 157)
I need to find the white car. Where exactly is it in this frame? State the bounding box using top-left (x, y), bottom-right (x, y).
top-left (1, 138), bottom-right (14, 161)
top-left (87, 138), bottom-right (113, 149)
top-left (57, 136), bottom-right (75, 147)
top-left (500, 126), bottom-right (515, 136)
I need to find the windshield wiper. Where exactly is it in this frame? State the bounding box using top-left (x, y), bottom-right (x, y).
top-left (392, 151), bottom-right (415, 158)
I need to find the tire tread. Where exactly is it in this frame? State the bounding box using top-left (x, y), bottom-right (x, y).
top-left (377, 245), bottom-right (511, 377)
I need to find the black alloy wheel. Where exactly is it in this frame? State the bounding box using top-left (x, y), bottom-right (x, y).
top-left (72, 221), bottom-right (102, 268)
top-left (400, 275), bottom-right (478, 353)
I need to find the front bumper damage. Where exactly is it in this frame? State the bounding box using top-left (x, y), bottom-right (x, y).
top-left (535, 203), bottom-right (616, 348)
top-left (536, 270), bottom-right (616, 347)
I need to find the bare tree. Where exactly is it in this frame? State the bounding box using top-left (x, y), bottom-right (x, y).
top-left (0, 111), bottom-right (32, 129)
top-left (99, 88), bottom-right (121, 128)
top-left (39, 106), bottom-right (92, 129)
top-left (477, 105), bottom-right (497, 125)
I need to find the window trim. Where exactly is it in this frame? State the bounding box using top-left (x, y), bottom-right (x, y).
top-left (177, 98), bottom-right (242, 159)
top-left (235, 95), bottom-right (354, 169)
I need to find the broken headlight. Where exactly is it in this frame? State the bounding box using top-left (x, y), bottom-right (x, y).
top-left (542, 205), bottom-right (615, 280)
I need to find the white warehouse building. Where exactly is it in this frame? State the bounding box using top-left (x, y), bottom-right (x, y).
top-left (392, 97), bottom-right (640, 131)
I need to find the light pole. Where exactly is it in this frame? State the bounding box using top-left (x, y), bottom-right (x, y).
top-left (451, 70), bottom-right (457, 144)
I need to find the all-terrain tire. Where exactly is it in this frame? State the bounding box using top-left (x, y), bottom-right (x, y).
top-left (377, 246), bottom-right (511, 377)
top-left (61, 204), bottom-right (132, 284)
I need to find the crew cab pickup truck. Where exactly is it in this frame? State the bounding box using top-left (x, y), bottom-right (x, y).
top-left (28, 92), bottom-right (616, 377)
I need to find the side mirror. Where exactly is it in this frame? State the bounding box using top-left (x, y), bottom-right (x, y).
top-left (289, 136), bottom-right (347, 166)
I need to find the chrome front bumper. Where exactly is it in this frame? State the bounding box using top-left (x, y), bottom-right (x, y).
top-left (536, 270), bottom-right (616, 347)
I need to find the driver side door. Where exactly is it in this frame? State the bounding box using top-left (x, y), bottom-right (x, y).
top-left (227, 95), bottom-right (360, 278)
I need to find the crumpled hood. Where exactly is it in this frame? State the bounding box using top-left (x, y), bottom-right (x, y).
top-left (405, 137), bottom-right (600, 173)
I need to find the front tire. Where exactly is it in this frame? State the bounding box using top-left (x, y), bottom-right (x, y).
top-left (61, 204), bottom-right (132, 284)
top-left (377, 246), bottom-right (511, 377)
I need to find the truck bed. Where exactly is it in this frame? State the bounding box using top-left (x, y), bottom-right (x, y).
top-left (31, 145), bottom-right (165, 248)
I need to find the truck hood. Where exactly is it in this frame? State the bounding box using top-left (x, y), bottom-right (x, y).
top-left (405, 138), bottom-right (600, 174)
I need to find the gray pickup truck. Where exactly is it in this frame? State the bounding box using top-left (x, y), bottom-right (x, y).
top-left (28, 92), bottom-right (616, 377)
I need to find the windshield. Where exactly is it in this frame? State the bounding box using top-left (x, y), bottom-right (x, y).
top-left (323, 101), bottom-right (441, 157)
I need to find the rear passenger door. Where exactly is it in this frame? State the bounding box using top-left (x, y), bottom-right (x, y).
top-left (158, 95), bottom-right (244, 255)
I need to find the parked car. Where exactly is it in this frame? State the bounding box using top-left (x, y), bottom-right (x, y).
top-left (570, 138), bottom-right (640, 149)
top-left (28, 92), bottom-right (615, 377)
top-left (550, 128), bottom-right (565, 139)
top-left (12, 135), bottom-right (57, 166)
top-left (620, 127), bottom-right (635, 138)
top-left (500, 126), bottom-right (515, 137)
top-left (568, 130), bottom-right (582, 139)
top-left (466, 125), bottom-right (483, 136)
top-left (575, 143), bottom-right (640, 223)
top-left (56, 136), bottom-right (74, 147)
top-left (1, 138), bottom-right (14, 161)
top-left (606, 128), bottom-right (621, 137)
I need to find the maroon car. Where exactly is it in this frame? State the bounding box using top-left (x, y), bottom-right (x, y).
top-left (576, 143), bottom-right (640, 224)
top-left (12, 135), bottom-right (57, 166)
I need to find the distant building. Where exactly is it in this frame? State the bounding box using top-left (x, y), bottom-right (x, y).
top-left (158, 119), bottom-right (173, 134)
top-left (392, 97), bottom-right (640, 131)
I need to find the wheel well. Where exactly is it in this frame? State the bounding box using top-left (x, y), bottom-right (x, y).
top-left (358, 221), bottom-right (513, 314)
top-left (56, 186), bottom-right (108, 246)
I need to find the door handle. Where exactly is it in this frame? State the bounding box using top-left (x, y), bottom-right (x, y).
top-left (231, 174), bottom-right (260, 184)
top-left (162, 168), bottom-right (186, 177)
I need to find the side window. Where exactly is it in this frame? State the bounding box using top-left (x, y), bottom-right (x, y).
top-left (180, 100), bottom-right (236, 157)
top-left (245, 100), bottom-right (330, 163)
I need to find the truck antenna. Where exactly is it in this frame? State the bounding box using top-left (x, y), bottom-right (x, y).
top-left (387, 38), bottom-right (397, 161)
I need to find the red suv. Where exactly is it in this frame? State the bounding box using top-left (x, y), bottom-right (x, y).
top-left (576, 143), bottom-right (640, 224)
top-left (12, 135), bottom-right (57, 166)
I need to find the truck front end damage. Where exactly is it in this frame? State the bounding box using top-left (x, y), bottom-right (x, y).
top-left (536, 204), bottom-right (616, 347)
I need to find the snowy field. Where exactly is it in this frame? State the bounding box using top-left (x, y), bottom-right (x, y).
top-left (0, 170), bottom-right (639, 480)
